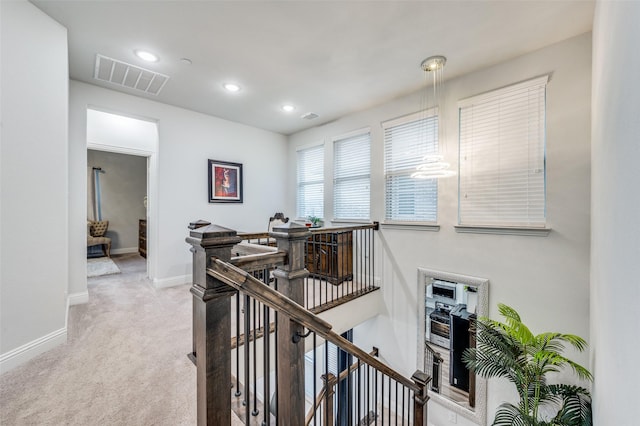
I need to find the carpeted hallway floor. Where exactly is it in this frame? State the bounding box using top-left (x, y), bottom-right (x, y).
top-left (0, 254), bottom-right (241, 425)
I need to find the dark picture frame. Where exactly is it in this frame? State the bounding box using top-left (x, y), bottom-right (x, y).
top-left (208, 159), bottom-right (243, 203)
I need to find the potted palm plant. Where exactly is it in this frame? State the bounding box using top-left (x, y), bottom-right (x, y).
top-left (463, 303), bottom-right (592, 426)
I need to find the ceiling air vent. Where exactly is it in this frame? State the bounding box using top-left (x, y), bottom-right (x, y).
top-left (301, 112), bottom-right (319, 120)
top-left (94, 54), bottom-right (169, 96)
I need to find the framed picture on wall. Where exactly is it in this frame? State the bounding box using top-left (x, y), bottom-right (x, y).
top-left (208, 159), bottom-right (243, 203)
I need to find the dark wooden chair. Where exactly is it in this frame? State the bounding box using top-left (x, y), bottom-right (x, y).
top-left (268, 212), bottom-right (289, 233)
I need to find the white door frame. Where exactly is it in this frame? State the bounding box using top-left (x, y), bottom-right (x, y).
top-left (86, 108), bottom-right (159, 280)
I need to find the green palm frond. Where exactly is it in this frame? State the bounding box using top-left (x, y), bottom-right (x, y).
top-left (556, 334), bottom-right (588, 352)
top-left (469, 303), bottom-right (593, 426)
top-left (498, 303), bottom-right (536, 345)
top-left (498, 303), bottom-right (521, 323)
top-left (527, 348), bottom-right (592, 381)
top-left (467, 319), bottom-right (532, 389)
top-left (484, 316), bottom-right (535, 347)
top-left (475, 320), bottom-right (525, 360)
top-left (533, 350), bottom-right (566, 371)
top-left (493, 403), bottom-right (535, 426)
top-left (565, 360), bottom-right (592, 381)
top-left (537, 332), bottom-right (588, 352)
top-left (465, 348), bottom-right (506, 377)
top-left (548, 384), bottom-right (592, 426)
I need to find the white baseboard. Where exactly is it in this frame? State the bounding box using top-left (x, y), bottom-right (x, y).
top-left (153, 274), bottom-right (191, 289)
top-left (111, 247), bottom-right (138, 255)
top-left (0, 327), bottom-right (67, 374)
top-left (65, 291), bottom-right (89, 328)
top-left (68, 291), bottom-right (89, 306)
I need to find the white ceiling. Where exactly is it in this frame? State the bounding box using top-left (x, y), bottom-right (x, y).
top-left (32, 0), bottom-right (594, 135)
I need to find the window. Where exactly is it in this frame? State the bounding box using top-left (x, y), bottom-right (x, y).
top-left (297, 144), bottom-right (324, 218)
top-left (458, 75), bottom-right (548, 227)
top-left (333, 130), bottom-right (371, 220)
top-left (383, 110), bottom-right (439, 222)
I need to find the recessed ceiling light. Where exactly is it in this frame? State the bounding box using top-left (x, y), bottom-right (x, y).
top-left (223, 83), bottom-right (241, 92)
top-left (135, 50), bottom-right (159, 62)
top-left (180, 58), bottom-right (192, 65)
top-left (282, 105), bottom-right (295, 112)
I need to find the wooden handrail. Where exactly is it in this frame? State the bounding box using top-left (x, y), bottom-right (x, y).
top-left (230, 249), bottom-right (287, 272)
top-left (425, 342), bottom-right (443, 393)
top-left (309, 221), bottom-right (379, 234)
top-left (336, 347), bottom-right (378, 383)
top-left (209, 259), bottom-right (331, 332)
top-left (425, 342), bottom-right (444, 363)
top-left (232, 241), bottom-right (277, 255)
top-left (207, 258), bottom-right (420, 393)
top-left (236, 231), bottom-right (271, 240)
top-left (304, 348), bottom-right (379, 426)
top-left (238, 222), bottom-right (379, 241)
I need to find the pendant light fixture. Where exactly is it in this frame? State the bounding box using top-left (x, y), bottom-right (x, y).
top-left (411, 55), bottom-right (456, 179)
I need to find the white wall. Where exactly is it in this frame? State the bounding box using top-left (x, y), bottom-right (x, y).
top-left (69, 81), bottom-right (289, 292)
top-left (288, 33), bottom-right (592, 424)
top-left (87, 150), bottom-right (147, 251)
top-left (591, 1), bottom-right (640, 423)
top-left (87, 108), bottom-right (159, 153)
top-left (0, 0), bottom-right (69, 370)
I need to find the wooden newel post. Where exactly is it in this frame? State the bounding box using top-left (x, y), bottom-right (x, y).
top-left (412, 370), bottom-right (431, 426)
top-left (186, 220), bottom-right (241, 426)
top-left (271, 222), bottom-right (311, 425)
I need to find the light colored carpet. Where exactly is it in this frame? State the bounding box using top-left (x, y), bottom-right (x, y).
top-left (87, 257), bottom-right (121, 277)
top-left (0, 253), bottom-right (243, 425)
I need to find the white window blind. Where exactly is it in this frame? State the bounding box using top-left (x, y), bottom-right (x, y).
top-left (333, 131), bottom-right (371, 220)
top-left (297, 145), bottom-right (324, 218)
top-left (383, 110), bottom-right (438, 222)
top-left (458, 75), bottom-right (548, 227)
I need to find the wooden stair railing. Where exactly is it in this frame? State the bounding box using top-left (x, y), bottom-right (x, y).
top-left (305, 348), bottom-right (379, 426)
top-left (209, 257), bottom-right (332, 334)
top-left (208, 258), bottom-right (431, 425)
top-left (305, 375), bottom-right (332, 426)
top-left (238, 222), bottom-right (380, 314)
top-left (230, 242), bottom-right (286, 272)
top-left (424, 342), bottom-right (444, 393)
top-left (187, 220), bottom-right (430, 426)
top-left (229, 223), bottom-right (380, 352)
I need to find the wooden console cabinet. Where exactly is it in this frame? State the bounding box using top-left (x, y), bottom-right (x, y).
top-left (306, 230), bottom-right (353, 285)
top-left (139, 219), bottom-right (147, 258)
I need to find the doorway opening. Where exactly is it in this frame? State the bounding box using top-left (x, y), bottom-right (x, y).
top-left (86, 107), bottom-right (158, 279)
top-left (87, 149), bottom-right (147, 260)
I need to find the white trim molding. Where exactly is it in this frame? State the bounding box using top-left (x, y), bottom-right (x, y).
top-left (110, 247), bottom-right (139, 255)
top-left (417, 267), bottom-right (489, 426)
top-left (0, 328), bottom-right (67, 374)
top-left (153, 274), bottom-right (192, 289)
top-left (67, 291), bottom-right (89, 306)
top-left (65, 291), bottom-right (89, 331)
top-left (454, 225), bottom-right (551, 237)
top-left (381, 222), bottom-right (440, 232)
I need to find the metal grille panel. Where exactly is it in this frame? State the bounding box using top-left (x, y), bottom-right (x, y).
top-left (94, 54), bottom-right (169, 95)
